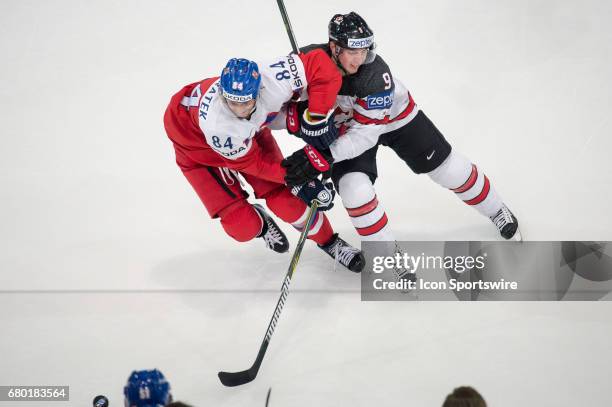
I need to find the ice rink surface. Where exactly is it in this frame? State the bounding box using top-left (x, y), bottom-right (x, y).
top-left (1, 0), bottom-right (612, 405)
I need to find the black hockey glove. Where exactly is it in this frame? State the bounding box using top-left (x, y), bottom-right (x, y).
top-left (286, 101), bottom-right (339, 151)
top-left (291, 178), bottom-right (335, 211)
top-left (282, 145), bottom-right (334, 187)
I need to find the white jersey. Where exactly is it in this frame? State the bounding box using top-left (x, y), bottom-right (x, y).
top-left (330, 77), bottom-right (419, 162)
top-left (182, 55), bottom-right (307, 159)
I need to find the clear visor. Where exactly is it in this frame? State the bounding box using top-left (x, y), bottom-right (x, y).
top-left (223, 93), bottom-right (257, 118)
top-left (364, 42), bottom-right (377, 64)
top-left (346, 35), bottom-right (376, 64)
top-left (337, 42), bottom-right (377, 65)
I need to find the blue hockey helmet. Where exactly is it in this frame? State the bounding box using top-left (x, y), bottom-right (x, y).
top-left (220, 58), bottom-right (261, 103)
top-left (123, 369), bottom-right (172, 407)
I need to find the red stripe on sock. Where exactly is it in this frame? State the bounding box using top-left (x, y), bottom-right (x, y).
top-left (347, 196), bottom-right (378, 217)
top-left (293, 211), bottom-right (319, 232)
top-left (356, 213), bottom-right (389, 236)
top-left (452, 164), bottom-right (478, 193)
top-left (308, 212), bottom-right (320, 231)
top-left (464, 176), bottom-right (490, 205)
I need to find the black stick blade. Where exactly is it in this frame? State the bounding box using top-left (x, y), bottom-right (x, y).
top-left (218, 368), bottom-right (257, 387)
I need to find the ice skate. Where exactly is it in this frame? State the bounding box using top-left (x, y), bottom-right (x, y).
top-left (253, 204), bottom-right (290, 253)
top-left (490, 205), bottom-right (522, 241)
top-left (318, 233), bottom-right (365, 272)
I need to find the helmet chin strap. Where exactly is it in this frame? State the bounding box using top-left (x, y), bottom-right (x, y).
top-left (246, 95), bottom-right (258, 119)
top-left (246, 105), bottom-right (257, 120)
top-left (331, 44), bottom-right (350, 76)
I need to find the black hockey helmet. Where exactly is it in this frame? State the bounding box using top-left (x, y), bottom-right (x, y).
top-left (328, 12), bottom-right (376, 63)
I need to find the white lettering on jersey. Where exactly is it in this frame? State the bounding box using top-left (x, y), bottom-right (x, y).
top-left (198, 82), bottom-right (218, 121)
top-left (263, 55), bottom-right (307, 92)
top-left (287, 54), bottom-right (305, 90)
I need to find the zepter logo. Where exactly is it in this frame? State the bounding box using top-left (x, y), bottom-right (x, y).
top-left (347, 36), bottom-right (373, 49)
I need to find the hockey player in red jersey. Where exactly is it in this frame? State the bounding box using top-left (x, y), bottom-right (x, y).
top-left (282, 12), bottom-right (522, 249)
top-left (164, 53), bottom-right (365, 272)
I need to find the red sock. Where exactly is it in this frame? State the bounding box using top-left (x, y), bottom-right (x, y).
top-left (263, 186), bottom-right (334, 245)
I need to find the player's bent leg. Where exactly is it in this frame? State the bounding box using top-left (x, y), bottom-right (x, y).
top-left (261, 185), bottom-right (333, 245)
top-left (336, 171), bottom-right (407, 276)
top-left (218, 200), bottom-right (263, 242)
top-left (244, 170), bottom-right (330, 244)
top-left (338, 172), bottom-right (394, 241)
top-left (427, 150), bottom-right (520, 240)
top-left (262, 184), bottom-right (365, 272)
top-left (387, 111), bottom-right (520, 240)
top-left (427, 150), bottom-right (502, 216)
top-left (218, 199), bottom-right (290, 251)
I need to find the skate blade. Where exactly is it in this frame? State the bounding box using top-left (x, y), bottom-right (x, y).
top-left (511, 228), bottom-right (523, 242)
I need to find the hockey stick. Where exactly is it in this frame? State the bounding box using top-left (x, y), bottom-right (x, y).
top-left (218, 201), bottom-right (319, 387)
top-left (275, 0), bottom-right (300, 54)
top-left (276, 0), bottom-right (338, 184)
top-left (217, 1), bottom-right (313, 386)
top-left (265, 387), bottom-right (272, 406)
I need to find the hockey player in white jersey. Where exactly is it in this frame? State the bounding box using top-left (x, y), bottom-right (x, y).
top-left (281, 12), bottom-right (522, 247)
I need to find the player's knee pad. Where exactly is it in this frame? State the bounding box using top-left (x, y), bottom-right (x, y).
top-left (337, 172), bottom-right (376, 208)
top-left (427, 150), bottom-right (473, 189)
top-left (218, 200), bottom-right (262, 242)
top-left (338, 172), bottom-right (392, 240)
